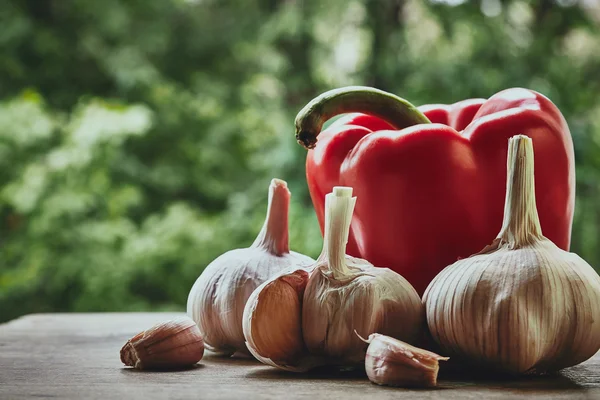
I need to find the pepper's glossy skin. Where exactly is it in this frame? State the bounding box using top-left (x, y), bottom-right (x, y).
top-left (306, 88), bottom-right (574, 294)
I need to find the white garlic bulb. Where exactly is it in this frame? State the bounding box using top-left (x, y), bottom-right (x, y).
top-left (424, 135), bottom-right (600, 374)
top-left (187, 179), bottom-right (314, 356)
top-left (302, 187), bottom-right (423, 362)
top-left (243, 186), bottom-right (423, 371)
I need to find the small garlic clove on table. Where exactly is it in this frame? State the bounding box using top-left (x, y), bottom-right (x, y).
top-left (120, 317), bottom-right (204, 370)
top-left (361, 333), bottom-right (448, 388)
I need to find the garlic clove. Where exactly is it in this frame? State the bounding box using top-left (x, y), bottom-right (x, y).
top-left (243, 268), bottom-right (327, 372)
top-left (243, 269), bottom-right (307, 365)
top-left (120, 317), bottom-right (204, 370)
top-left (360, 333), bottom-right (448, 387)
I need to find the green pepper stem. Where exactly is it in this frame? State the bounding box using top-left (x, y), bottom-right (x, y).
top-left (295, 86), bottom-right (431, 149)
top-left (497, 135), bottom-right (543, 248)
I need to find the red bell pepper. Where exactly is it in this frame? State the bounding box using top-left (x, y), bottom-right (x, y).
top-left (296, 86), bottom-right (574, 294)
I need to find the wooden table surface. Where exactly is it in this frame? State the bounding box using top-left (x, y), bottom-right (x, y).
top-left (1, 313), bottom-right (599, 399)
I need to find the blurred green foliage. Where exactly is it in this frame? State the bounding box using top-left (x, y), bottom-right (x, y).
top-left (0, 0), bottom-right (599, 322)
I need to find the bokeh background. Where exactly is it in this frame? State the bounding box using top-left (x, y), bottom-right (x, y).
top-left (1, 0), bottom-right (599, 322)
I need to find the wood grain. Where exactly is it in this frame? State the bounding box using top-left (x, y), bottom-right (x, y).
top-left (0, 313), bottom-right (598, 399)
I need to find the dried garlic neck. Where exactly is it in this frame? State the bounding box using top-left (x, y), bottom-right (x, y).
top-left (252, 179), bottom-right (291, 256)
top-left (318, 186), bottom-right (356, 279)
top-left (497, 135), bottom-right (543, 248)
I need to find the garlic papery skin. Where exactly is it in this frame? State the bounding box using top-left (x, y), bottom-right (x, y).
top-left (424, 135), bottom-right (600, 374)
top-left (302, 187), bottom-right (423, 363)
top-left (187, 179), bottom-right (314, 356)
top-left (120, 317), bottom-right (204, 370)
top-left (360, 333), bottom-right (448, 387)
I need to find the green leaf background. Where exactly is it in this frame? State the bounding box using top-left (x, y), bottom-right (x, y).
top-left (1, 0), bottom-right (599, 322)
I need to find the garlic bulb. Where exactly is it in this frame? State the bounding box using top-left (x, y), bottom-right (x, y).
top-left (243, 186), bottom-right (423, 371)
top-left (302, 187), bottom-right (423, 361)
top-left (424, 135), bottom-right (600, 374)
top-left (120, 317), bottom-right (204, 370)
top-left (360, 333), bottom-right (448, 387)
top-left (187, 179), bottom-right (314, 356)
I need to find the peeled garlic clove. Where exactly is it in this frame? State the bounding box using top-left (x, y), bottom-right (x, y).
top-left (120, 317), bottom-right (204, 370)
top-left (302, 187), bottom-right (423, 363)
top-left (361, 333), bottom-right (448, 387)
top-left (424, 135), bottom-right (600, 374)
top-left (187, 179), bottom-right (314, 356)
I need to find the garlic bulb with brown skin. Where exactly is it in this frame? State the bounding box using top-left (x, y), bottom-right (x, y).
top-left (424, 135), bottom-right (600, 374)
top-left (243, 186), bottom-right (423, 371)
top-left (359, 333), bottom-right (448, 387)
top-left (120, 317), bottom-right (204, 370)
top-left (187, 179), bottom-right (314, 356)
